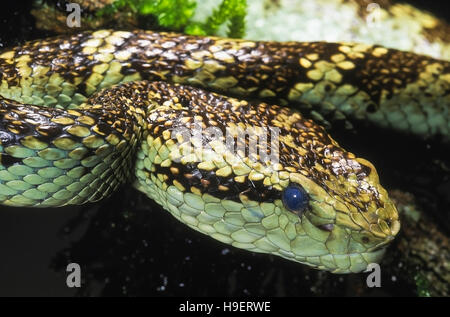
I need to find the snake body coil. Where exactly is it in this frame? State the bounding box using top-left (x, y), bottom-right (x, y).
top-left (3, 28), bottom-right (448, 273)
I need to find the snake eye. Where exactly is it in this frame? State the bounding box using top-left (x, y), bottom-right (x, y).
top-left (282, 184), bottom-right (309, 215)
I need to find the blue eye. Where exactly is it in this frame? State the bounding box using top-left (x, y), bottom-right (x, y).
top-left (282, 184), bottom-right (309, 215)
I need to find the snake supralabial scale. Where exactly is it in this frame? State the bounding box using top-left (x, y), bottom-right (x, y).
top-left (7, 28), bottom-right (450, 273)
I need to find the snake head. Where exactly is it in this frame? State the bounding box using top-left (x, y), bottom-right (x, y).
top-left (241, 104), bottom-right (401, 273)
top-left (134, 83), bottom-right (400, 273)
top-left (275, 155), bottom-right (400, 273)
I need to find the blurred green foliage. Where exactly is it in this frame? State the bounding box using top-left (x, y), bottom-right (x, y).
top-left (414, 273), bottom-right (432, 297)
top-left (97, 0), bottom-right (247, 38)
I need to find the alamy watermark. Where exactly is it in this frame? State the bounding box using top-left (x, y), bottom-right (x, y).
top-left (169, 117), bottom-right (281, 166)
top-left (365, 263), bottom-right (381, 287)
top-left (63, 262), bottom-right (382, 289)
top-left (66, 263), bottom-right (81, 288)
top-left (366, 3), bottom-right (382, 28)
top-left (66, 3), bottom-right (81, 28)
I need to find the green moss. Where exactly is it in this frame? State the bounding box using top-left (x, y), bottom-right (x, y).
top-left (96, 0), bottom-right (139, 16)
top-left (97, 0), bottom-right (247, 37)
top-left (140, 0), bottom-right (197, 30)
top-left (227, 1), bottom-right (246, 38)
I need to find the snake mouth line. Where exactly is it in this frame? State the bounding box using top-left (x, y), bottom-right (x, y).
top-left (366, 234), bottom-right (396, 252)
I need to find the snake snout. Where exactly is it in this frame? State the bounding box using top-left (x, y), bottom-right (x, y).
top-left (373, 200), bottom-right (401, 240)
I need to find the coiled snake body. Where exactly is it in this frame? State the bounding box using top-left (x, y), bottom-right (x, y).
top-left (1, 24), bottom-right (449, 273)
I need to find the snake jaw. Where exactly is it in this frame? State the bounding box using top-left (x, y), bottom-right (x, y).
top-left (282, 153), bottom-right (401, 272)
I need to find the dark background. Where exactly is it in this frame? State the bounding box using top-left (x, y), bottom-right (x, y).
top-left (0, 0), bottom-right (449, 297)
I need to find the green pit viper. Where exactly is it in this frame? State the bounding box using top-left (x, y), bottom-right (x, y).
top-left (0, 1), bottom-right (449, 274)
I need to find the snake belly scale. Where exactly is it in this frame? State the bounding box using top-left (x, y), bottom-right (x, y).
top-left (7, 28), bottom-right (447, 273)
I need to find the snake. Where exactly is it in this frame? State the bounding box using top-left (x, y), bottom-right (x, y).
top-left (1, 3), bottom-right (449, 274)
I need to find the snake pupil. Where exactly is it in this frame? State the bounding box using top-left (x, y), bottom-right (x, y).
top-left (282, 184), bottom-right (309, 215)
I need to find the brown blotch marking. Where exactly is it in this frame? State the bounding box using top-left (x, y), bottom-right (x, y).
top-left (0, 153), bottom-right (23, 167)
